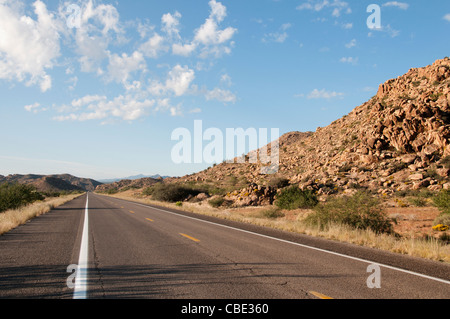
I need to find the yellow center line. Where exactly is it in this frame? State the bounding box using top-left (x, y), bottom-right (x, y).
top-left (146, 218), bottom-right (154, 222)
top-left (309, 291), bottom-right (333, 300)
top-left (129, 210), bottom-right (135, 214)
top-left (180, 233), bottom-right (200, 242)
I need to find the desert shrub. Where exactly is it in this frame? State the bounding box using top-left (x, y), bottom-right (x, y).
top-left (261, 207), bottom-right (285, 219)
top-left (438, 232), bottom-right (450, 244)
top-left (106, 188), bottom-right (119, 195)
top-left (275, 186), bottom-right (318, 210)
top-left (142, 186), bottom-right (155, 196)
top-left (175, 201), bottom-right (183, 207)
top-left (208, 196), bottom-right (225, 208)
top-left (304, 191), bottom-right (396, 234)
top-left (434, 189), bottom-right (450, 215)
top-left (433, 213), bottom-right (450, 227)
top-left (441, 156), bottom-right (450, 169)
top-left (0, 183), bottom-right (44, 213)
top-left (408, 197), bottom-right (428, 207)
top-left (150, 183), bottom-right (201, 203)
top-left (267, 177), bottom-right (290, 189)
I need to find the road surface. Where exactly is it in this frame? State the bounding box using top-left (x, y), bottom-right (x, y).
top-left (0, 192), bottom-right (449, 300)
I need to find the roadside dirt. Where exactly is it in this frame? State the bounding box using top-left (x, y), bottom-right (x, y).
top-left (386, 206), bottom-right (441, 238)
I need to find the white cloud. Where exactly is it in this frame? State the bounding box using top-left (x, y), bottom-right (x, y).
top-left (68, 0), bottom-right (123, 73)
top-left (340, 56), bottom-right (358, 65)
top-left (67, 76), bottom-right (78, 90)
top-left (172, 42), bottom-right (197, 57)
top-left (341, 22), bottom-right (353, 29)
top-left (72, 94), bottom-right (106, 107)
top-left (192, 0), bottom-right (237, 58)
top-left (263, 31), bottom-right (288, 43)
top-left (345, 39), bottom-right (356, 48)
top-left (382, 2), bottom-right (409, 10)
top-left (209, 0), bottom-right (227, 22)
top-left (368, 24), bottom-right (400, 38)
top-left (24, 102), bottom-right (41, 113)
top-left (194, 17), bottom-right (235, 46)
top-left (205, 88), bottom-right (237, 103)
top-left (153, 98), bottom-right (182, 117)
top-left (107, 51), bottom-right (146, 85)
top-left (262, 23), bottom-right (292, 43)
top-left (165, 65), bottom-right (195, 96)
top-left (296, 0), bottom-right (351, 17)
top-left (161, 11), bottom-right (182, 39)
top-left (307, 88), bottom-right (344, 99)
top-left (167, 0), bottom-right (236, 58)
top-left (220, 74), bottom-right (233, 87)
top-left (444, 14), bottom-right (450, 22)
top-left (0, 0), bottom-right (62, 92)
top-left (79, 0), bottom-right (121, 35)
top-left (169, 105), bottom-right (183, 117)
top-left (189, 108), bottom-right (202, 114)
top-left (139, 33), bottom-right (167, 58)
top-left (53, 94), bottom-right (156, 122)
top-left (12, 0), bottom-right (238, 123)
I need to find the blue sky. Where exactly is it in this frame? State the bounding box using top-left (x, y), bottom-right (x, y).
top-left (0, 0), bottom-right (449, 180)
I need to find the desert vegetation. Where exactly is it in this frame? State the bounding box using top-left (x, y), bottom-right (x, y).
top-left (0, 183), bottom-right (45, 213)
top-left (0, 190), bottom-right (84, 235)
top-left (101, 185), bottom-right (449, 262)
top-left (304, 191), bottom-right (396, 235)
top-left (0, 182), bottom-right (85, 235)
top-left (274, 186), bottom-right (318, 210)
top-left (433, 189), bottom-right (450, 234)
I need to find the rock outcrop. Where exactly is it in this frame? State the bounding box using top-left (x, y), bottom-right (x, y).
top-left (174, 58), bottom-right (450, 203)
top-left (95, 177), bottom-right (161, 193)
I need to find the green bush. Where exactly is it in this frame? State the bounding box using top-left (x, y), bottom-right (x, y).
top-left (408, 197), bottom-right (428, 207)
top-left (209, 196), bottom-right (225, 208)
top-left (275, 186), bottom-right (318, 210)
top-left (150, 183), bottom-right (201, 203)
top-left (106, 188), bottom-right (119, 195)
top-left (142, 186), bottom-right (155, 196)
top-left (433, 214), bottom-right (450, 227)
top-left (304, 191), bottom-right (396, 234)
top-left (0, 183), bottom-right (44, 213)
top-left (434, 189), bottom-right (450, 215)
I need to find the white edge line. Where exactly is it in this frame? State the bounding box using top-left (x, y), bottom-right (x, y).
top-left (118, 198), bottom-right (450, 286)
top-left (74, 193), bottom-right (89, 299)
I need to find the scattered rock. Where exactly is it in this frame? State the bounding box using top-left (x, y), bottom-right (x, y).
top-left (409, 174), bottom-right (424, 181)
top-left (169, 58), bottom-right (450, 199)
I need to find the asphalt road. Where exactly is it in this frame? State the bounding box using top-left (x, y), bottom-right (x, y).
top-left (0, 192), bottom-right (449, 300)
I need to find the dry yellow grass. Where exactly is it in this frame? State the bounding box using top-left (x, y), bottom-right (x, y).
top-left (0, 193), bottom-right (84, 235)
top-left (104, 190), bottom-right (450, 263)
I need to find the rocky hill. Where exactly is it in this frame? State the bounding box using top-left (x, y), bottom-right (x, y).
top-left (0, 174), bottom-right (102, 193)
top-left (172, 58), bottom-right (450, 201)
top-left (95, 177), bottom-right (162, 193)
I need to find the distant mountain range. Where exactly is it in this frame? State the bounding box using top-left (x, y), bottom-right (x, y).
top-left (0, 174), bottom-right (102, 192)
top-left (98, 174), bottom-right (171, 184)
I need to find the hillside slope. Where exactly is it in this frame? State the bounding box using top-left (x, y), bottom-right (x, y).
top-left (0, 174), bottom-right (102, 192)
top-left (173, 58), bottom-right (450, 198)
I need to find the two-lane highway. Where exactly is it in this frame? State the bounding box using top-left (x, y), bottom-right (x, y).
top-left (0, 192), bottom-right (449, 299)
